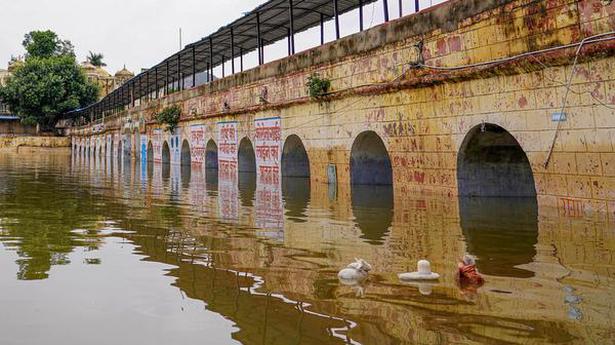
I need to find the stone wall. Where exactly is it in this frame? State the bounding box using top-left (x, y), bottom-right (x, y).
top-left (71, 0), bottom-right (615, 218)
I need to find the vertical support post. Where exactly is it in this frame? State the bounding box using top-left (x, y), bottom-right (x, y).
top-left (240, 47), bottom-right (244, 72)
top-left (383, 0), bottom-right (389, 22)
top-left (288, 0), bottom-right (295, 54)
top-left (206, 63), bottom-right (211, 82)
top-left (177, 54), bottom-right (182, 91)
top-left (399, 0), bottom-right (403, 17)
top-left (230, 27), bottom-right (235, 74)
top-left (256, 12), bottom-right (263, 65)
top-left (287, 28), bottom-right (292, 56)
top-left (131, 81), bottom-right (135, 108)
top-left (415, 0), bottom-right (419, 12)
top-left (209, 37), bottom-right (214, 82)
top-left (192, 46), bottom-right (196, 87)
top-left (222, 55), bottom-right (225, 78)
top-left (359, 0), bottom-right (364, 31)
top-left (165, 61), bottom-right (169, 95)
top-left (333, 0), bottom-right (340, 39)
top-left (320, 13), bottom-right (325, 45)
top-left (146, 71), bottom-right (150, 101)
top-left (155, 67), bottom-right (159, 99)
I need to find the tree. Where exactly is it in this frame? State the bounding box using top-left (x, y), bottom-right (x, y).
top-left (86, 51), bottom-right (106, 67)
top-left (22, 30), bottom-right (74, 58)
top-left (0, 31), bottom-right (98, 131)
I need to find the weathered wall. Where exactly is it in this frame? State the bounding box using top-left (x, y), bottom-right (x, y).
top-left (0, 120), bottom-right (37, 136)
top-left (71, 0), bottom-right (615, 218)
top-left (0, 136), bottom-right (70, 151)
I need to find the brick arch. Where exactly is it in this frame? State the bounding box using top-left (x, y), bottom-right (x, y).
top-left (457, 122), bottom-right (536, 198)
top-left (281, 134), bottom-right (310, 178)
top-left (350, 130), bottom-right (393, 186)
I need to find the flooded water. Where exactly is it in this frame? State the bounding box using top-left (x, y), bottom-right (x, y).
top-left (0, 151), bottom-right (614, 345)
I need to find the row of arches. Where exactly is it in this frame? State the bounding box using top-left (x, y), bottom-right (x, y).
top-left (80, 123), bottom-right (536, 198)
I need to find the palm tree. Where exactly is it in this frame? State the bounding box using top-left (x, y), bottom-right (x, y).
top-left (86, 51), bottom-right (106, 67)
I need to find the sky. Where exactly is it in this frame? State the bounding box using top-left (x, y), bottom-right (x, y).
top-left (1, 0), bottom-right (445, 75)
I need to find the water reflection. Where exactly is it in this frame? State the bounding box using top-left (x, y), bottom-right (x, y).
top-left (282, 177), bottom-right (310, 222)
top-left (351, 184), bottom-right (393, 245)
top-left (0, 151), bottom-right (613, 345)
top-left (459, 197), bottom-right (538, 278)
top-left (238, 172), bottom-right (256, 207)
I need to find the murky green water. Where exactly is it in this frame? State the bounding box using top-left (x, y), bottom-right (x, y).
top-left (0, 151), bottom-right (614, 344)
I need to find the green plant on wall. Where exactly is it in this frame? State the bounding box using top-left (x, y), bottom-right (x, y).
top-left (155, 105), bottom-right (181, 132)
top-left (306, 73), bottom-right (331, 99)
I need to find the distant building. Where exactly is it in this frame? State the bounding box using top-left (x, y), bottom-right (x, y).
top-left (0, 68), bottom-right (11, 115)
top-left (81, 62), bottom-right (134, 100)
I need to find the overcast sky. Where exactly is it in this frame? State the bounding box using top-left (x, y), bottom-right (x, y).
top-left (1, 0), bottom-right (444, 75)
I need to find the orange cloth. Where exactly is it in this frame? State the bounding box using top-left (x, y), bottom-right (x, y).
top-left (458, 264), bottom-right (484, 285)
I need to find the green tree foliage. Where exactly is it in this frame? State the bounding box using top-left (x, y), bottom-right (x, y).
top-left (23, 30), bottom-right (74, 58)
top-left (0, 31), bottom-right (98, 131)
top-left (306, 73), bottom-right (331, 99)
top-left (155, 105), bottom-right (181, 132)
top-left (86, 51), bottom-right (106, 67)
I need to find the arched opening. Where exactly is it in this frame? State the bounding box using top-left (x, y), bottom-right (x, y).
top-left (123, 132), bottom-right (132, 158)
top-left (180, 139), bottom-right (192, 183)
top-left (110, 139), bottom-right (114, 159)
top-left (147, 141), bottom-right (154, 178)
top-left (350, 131), bottom-right (392, 185)
top-left (161, 141), bottom-right (171, 179)
top-left (147, 141), bottom-right (154, 163)
top-left (458, 123), bottom-right (538, 278)
top-left (238, 137), bottom-right (256, 173)
top-left (457, 123), bottom-right (536, 197)
top-left (162, 141), bottom-right (171, 165)
top-left (205, 139), bottom-right (218, 170)
top-left (205, 139), bottom-right (219, 186)
top-left (181, 139), bottom-right (191, 167)
top-left (281, 135), bottom-right (310, 178)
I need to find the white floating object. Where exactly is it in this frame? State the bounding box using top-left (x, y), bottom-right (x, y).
top-left (338, 258), bottom-right (372, 283)
top-left (398, 260), bottom-right (440, 281)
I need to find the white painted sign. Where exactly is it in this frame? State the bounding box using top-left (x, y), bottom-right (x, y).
top-left (217, 121), bottom-right (238, 181)
top-left (190, 124), bottom-right (206, 165)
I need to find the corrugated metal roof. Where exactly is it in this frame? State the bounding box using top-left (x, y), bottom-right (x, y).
top-left (0, 115), bottom-right (20, 121)
top-left (66, 0), bottom-right (379, 118)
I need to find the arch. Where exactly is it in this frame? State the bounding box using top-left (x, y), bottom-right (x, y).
top-left (162, 141), bottom-right (171, 165)
top-left (205, 139), bottom-right (219, 170)
top-left (281, 135), bottom-right (310, 178)
top-left (457, 123), bottom-right (536, 197)
top-left (238, 137), bottom-right (256, 173)
top-left (350, 131), bottom-right (392, 185)
top-left (147, 141), bottom-right (154, 163)
top-left (123, 131), bottom-right (132, 158)
top-left (181, 139), bottom-right (191, 166)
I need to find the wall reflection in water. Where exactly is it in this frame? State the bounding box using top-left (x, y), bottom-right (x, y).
top-left (282, 177), bottom-right (310, 222)
top-left (459, 197), bottom-right (538, 278)
top-left (1, 151), bottom-right (614, 345)
top-left (351, 184), bottom-right (394, 245)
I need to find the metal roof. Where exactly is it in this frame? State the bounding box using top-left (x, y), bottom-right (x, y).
top-left (0, 115), bottom-right (20, 121)
top-left (67, 0), bottom-right (379, 119)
